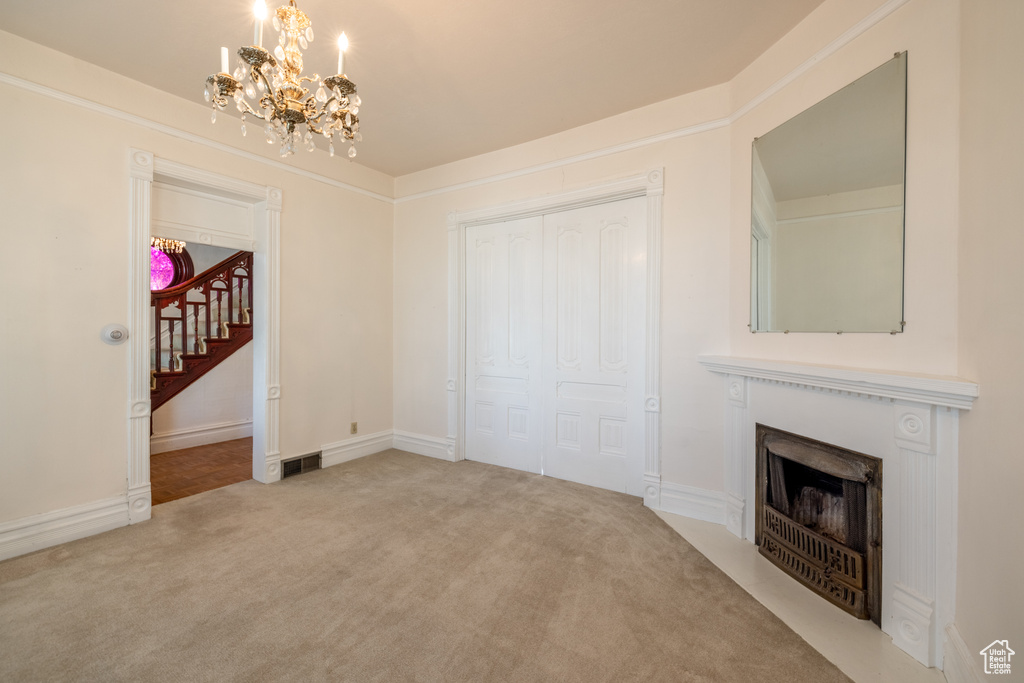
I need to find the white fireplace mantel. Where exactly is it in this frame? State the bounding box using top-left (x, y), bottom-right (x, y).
top-left (697, 354), bottom-right (978, 670)
top-left (697, 355), bottom-right (979, 409)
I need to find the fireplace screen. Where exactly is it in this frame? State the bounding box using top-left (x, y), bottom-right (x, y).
top-left (755, 425), bottom-right (882, 624)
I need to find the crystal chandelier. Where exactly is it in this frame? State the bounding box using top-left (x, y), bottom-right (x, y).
top-left (151, 237), bottom-right (187, 254)
top-left (204, 0), bottom-right (362, 159)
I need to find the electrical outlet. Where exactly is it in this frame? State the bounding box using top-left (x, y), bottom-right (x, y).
top-left (350, 422), bottom-right (358, 435)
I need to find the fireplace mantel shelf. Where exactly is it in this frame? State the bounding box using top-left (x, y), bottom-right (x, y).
top-left (697, 355), bottom-right (978, 410)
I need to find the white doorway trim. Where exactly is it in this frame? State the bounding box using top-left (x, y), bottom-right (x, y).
top-left (446, 169), bottom-right (664, 507)
top-left (127, 149), bottom-right (282, 523)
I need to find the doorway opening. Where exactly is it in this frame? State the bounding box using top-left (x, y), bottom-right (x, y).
top-left (149, 241), bottom-right (255, 504)
top-left (127, 150), bottom-right (282, 523)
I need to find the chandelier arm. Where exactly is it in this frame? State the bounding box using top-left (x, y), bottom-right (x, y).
top-left (323, 94), bottom-right (346, 110)
top-left (299, 74), bottom-right (320, 85)
top-left (237, 99), bottom-right (269, 120)
top-left (302, 97), bottom-right (320, 124)
top-left (261, 96), bottom-right (282, 120)
top-left (250, 68), bottom-right (281, 117)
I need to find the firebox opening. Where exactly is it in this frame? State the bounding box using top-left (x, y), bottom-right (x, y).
top-left (755, 424), bottom-right (882, 625)
top-left (766, 456), bottom-right (868, 554)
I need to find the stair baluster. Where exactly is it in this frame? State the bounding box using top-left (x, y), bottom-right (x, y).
top-left (151, 251), bottom-right (253, 412)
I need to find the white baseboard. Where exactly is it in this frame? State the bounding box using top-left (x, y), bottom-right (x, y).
top-left (392, 430), bottom-right (451, 461)
top-left (658, 481), bottom-right (727, 525)
top-left (0, 497), bottom-right (129, 562)
top-left (943, 624), bottom-right (982, 683)
top-left (321, 430), bottom-right (394, 468)
top-left (151, 419), bottom-right (253, 454)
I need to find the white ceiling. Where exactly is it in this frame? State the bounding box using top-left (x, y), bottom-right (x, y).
top-left (0, 0), bottom-right (827, 177)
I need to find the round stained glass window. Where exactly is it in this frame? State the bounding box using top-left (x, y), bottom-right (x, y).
top-left (151, 247), bottom-right (176, 290)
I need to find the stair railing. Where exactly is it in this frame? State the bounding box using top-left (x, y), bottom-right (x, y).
top-left (151, 251), bottom-right (252, 375)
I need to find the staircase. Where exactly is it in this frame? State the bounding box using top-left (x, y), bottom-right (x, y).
top-left (151, 250), bottom-right (253, 412)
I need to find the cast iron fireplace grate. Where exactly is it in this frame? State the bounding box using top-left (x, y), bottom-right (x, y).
top-left (755, 425), bottom-right (882, 624)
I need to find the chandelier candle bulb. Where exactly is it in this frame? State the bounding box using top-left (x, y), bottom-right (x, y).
top-left (253, 0), bottom-right (267, 47)
top-left (220, 47), bottom-right (229, 74)
top-left (337, 32), bottom-right (347, 74)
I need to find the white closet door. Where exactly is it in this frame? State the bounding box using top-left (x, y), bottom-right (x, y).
top-left (541, 197), bottom-right (647, 495)
top-left (463, 198), bottom-right (646, 496)
top-left (464, 217), bottom-right (544, 473)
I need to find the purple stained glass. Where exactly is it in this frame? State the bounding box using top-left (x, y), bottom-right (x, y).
top-left (151, 247), bottom-right (176, 290)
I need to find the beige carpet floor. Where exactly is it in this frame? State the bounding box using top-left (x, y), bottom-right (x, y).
top-left (0, 450), bottom-right (850, 682)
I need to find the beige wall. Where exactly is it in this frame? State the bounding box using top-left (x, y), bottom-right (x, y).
top-left (957, 0), bottom-right (1024, 667)
top-left (0, 31), bottom-right (395, 523)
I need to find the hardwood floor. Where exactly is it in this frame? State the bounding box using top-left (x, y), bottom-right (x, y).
top-left (150, 437), bottom-right (253, 505)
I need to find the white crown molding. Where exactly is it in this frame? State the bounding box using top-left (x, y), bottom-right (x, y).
top-left (321, 430), bottom-right (395, 468)
top-left (697, 355), bottom-right (979, 410)
top-left (775, 205), bottom-right (902, 226)
top-left (0, 71), bottom-right (393, 204)
top-left (392, 431), bottom-right (452, 461)
top-left (657, 482), bottom-right (727, 525)
top-left (0, 497), bottom-right (129, 562)
top-left (396, 119), bottom-right (726, 204)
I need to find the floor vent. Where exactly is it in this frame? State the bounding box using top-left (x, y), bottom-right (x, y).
top-left (282, 452), bottom-right (322, 479)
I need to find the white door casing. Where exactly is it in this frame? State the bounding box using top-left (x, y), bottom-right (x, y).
top-left (449, 169), bottom-right (664, 506)
top-left (128, 150), bottom-right (282, 523)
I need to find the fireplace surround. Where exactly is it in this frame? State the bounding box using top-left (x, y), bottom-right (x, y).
top-left (698, 355), bottom-right (978, 669)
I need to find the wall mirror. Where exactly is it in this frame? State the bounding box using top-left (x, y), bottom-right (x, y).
top-left (751, 52), bottom-right (906, 333)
